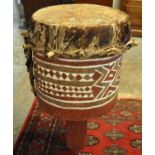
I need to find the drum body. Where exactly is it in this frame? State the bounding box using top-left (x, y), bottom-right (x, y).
top-left (22, 4), bottom-right (135, 120)
top-left (33, 52), bottom-right (122, 120)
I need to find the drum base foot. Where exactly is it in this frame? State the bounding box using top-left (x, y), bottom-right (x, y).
top-left (66, 120), bottom-right (87, 153)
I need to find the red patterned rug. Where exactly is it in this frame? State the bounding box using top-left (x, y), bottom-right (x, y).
top-left (14, 98), bottom-right (142, 155)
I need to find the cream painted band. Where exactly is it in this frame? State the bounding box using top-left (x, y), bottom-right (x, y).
top-left (35, 74), bottom-right (94, 86)
top-left (36, 80), bottom-right (93, 93)
top-left (35, 52), bottom-right (120, 62)
top-left (34, 56), bottom-right (121, 69)
top-left (36, 89), bottom-right (117, 110)
top-left (35, 82), bottom-right (118, 104)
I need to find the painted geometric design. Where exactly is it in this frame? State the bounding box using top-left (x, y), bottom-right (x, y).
top-left (37, 80), bottom-right (94, 98)
top-left (104, 129), bottom-right (124, 141)
top-left (36, 77), bottom-right (92, 93)
top-left (35, 64), bottom-right (94, 82)
top-left (33, 52), bottom-right (122, 109)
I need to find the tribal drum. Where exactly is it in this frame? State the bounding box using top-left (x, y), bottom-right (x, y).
top-left (22, 4), bottom-right (135, 120)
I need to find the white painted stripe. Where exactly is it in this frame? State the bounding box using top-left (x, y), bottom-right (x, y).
top-left (48, 89), bottom-right (92, 94)
top-left (36, 86), bottom-right (117, 104)
top-left (34, 57), bottom-right (121, 69)
top-left (37, 92), bottom-right (117, 110)
top-left (35, 52), bottom-right (120, 62)
top-left (58, 57), bottom-right (118, 62)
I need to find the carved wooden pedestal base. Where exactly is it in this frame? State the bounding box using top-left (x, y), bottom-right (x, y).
top-left (38, 96), bottom-right (117, 153)
top-left (66, 121), bottom-right (87, 154)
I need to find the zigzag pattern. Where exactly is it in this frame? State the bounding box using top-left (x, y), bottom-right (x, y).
top-left (93, 57), bottom-right (121, 99)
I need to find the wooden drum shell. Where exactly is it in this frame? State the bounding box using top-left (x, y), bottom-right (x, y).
top-left (33, 52), bottom-right (122, 120)
top-left (22, 4), bottom-right (134, 120)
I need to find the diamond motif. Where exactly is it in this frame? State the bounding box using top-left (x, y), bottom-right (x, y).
top-left (47, 83), bottom-right (50, 88)
top-left (69, 73), bottom-right (75, 80)
top-left (76, 75), bottom-right (82, 80)
top-left (79, 87), bottom-right (83, 92)
top-left (84, 74), bottom-right (91, 80)
top-left (87, 94), bottom-right (91, 97)
top-left (52, 84), bottom-right (55, 89)
top-left (85, 87), bottom-right (90, 91)
top-left (55, 72), bottom-right (61, 78)
top-left (49, 71), bottom-right (54, 77)
top-left (39, 68), bottom-right (43, 75)
top-left (62, 86), bottom-right (67, 91)
top-left (62, 73), bottom-right (67, 79)
top-left (74, 87), bottom-right (78, 92)
top-left (69, 93), bottom-right (73, 97)
top-left (69, 87), bottom-right (73, 91)
top-left (42, 82), bottom-right (45, 86)
top-left (57, 85), bottom-right (61, 90)
top-left (44, 69), bottom-right (48, 76)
